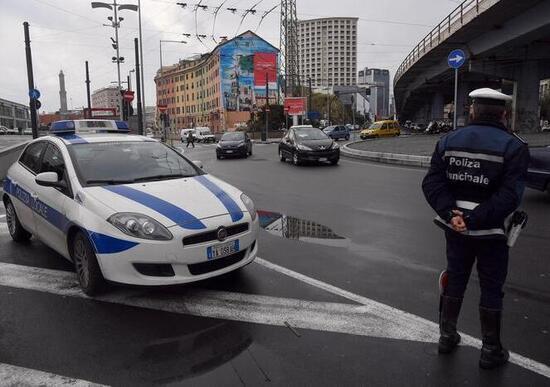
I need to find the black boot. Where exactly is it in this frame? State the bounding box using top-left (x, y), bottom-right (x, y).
top-left (438, 295), bottom-right (463, 354)
top-left (479, 307), bottom-right (509, 369)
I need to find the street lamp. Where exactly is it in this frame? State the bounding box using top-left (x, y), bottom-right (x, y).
top-left (92, 1), bottom-right (138, 120)
top-left (159, 40), bottom-right (187, 74)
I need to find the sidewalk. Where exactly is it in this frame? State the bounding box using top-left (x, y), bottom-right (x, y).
top-left (342, 133), bottom-right (550, 168)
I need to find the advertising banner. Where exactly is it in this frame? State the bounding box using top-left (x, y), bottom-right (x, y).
top-left (253, 53), bottom-right (277, 86)
top-left (284, 97), bottom-right (306, 116)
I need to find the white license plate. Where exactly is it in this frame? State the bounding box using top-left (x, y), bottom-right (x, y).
top-left (226, 150), bottom-right (233, 153)
top-left (319, 157), bottom-right (327, 162)
top-left (207, 240), bottom-right (239, 260)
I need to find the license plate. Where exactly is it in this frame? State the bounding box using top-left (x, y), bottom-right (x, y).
top-left (207, 240), bottom-right (239, 260)
top-left (319, 157), bottom-right (327, 162)
top-left (226, 150), bottom-right (233, 153)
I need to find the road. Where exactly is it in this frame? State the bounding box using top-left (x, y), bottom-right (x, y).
top-left (0, 141), bottom-right (549, 386)
top-left (0, 135), bottom-right (31, 150)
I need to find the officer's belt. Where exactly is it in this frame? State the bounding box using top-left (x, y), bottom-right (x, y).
top-left (434, 200), bottom-right (507, 237)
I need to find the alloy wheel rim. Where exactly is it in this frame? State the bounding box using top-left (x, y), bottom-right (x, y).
top-left (6, 203), bottom-right (16, 235)
top-left (74, 238), bottom-right (89, 288)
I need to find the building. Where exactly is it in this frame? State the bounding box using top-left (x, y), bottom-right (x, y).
top-left (59, 70), bottom-right (68, 113)
top-left (0, 98), bottom-right (31, 130)
top-left (155, 31), bottom-right (279, 132)
top-left (358, 67), bottom-right (390, 119)
top-left (39, 111), bottom-right (83, 127)
top-left (144, 106), bottom-right (156, 130)
top-left (92, 86), bottom-right (121, 114)
top-left (297, 17), bottom-right (358, 89)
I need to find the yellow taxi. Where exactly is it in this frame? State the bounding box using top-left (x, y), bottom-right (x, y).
top-left (360, 120), bottom-right (401, 139)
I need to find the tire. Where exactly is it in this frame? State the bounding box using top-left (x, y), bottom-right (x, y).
top-left (5, 199), bottom-right (31, 242)
top-left (292, 152), bottom-right (301, 166)
top-left (330, 158), bottom-right (339, 165)
top-left (249, 148), bottom-right (253, 156)
top-left (345, 135), bottom-right (350, 141)
top-left (72, 230), bottom-right (107, 296)
top-left (279, 150), bottom-right (286, 162)
top-left (217, 154), bottom-right (222, 160)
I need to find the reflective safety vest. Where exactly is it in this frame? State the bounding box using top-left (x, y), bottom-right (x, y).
top-left (422, 122), bottom-right (530, 238)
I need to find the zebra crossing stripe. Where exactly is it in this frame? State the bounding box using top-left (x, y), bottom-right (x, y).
top-left (0, 362), bottom-right (106, 386)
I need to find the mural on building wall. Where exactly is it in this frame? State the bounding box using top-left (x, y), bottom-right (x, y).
top-left (220, 33), bottom-right (279, 112)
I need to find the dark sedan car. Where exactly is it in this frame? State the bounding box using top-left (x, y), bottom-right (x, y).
top-left (279, 126), bottom-right (339, 166)
top-left (216, 131), bottom-right (252, 159)
top-left (527, 146), bottom-right (550, 194)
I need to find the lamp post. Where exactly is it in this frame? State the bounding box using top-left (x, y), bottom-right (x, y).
top-left (159, 40), bottom-right (187, 74)
top-left (91, 1), bottom-right (138, 120)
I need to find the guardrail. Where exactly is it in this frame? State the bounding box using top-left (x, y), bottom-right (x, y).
top-left (394, 0), bottom-right (500, 86)
top-left (0, 142), bottom-right (28, 182)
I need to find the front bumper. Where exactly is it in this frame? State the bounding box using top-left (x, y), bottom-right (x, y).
top-left (96, 216), bottom-right (260, 285)
top-left (217, 147), bottom-right (247, 156)
top-left (297, 148), bottom-right (339, 161)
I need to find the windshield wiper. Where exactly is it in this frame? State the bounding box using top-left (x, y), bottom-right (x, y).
top-left (85, 179), bottom-right (135, 186)
top-left (132, 173), bottom-right (192, 182)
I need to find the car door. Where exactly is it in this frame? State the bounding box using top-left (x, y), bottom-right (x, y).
top-left (10, 141), bottom-right (48, 233)
top-left (380, 123), bottom-right (389, 137)
top-left (32, 143), bottom-right (72, 255)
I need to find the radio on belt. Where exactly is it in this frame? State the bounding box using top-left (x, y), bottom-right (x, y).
top-left (506, 211), bottom-right (528, 247)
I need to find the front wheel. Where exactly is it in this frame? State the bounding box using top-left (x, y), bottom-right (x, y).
top-left (293, 152), bottom-right (301, 166)
top-left (72, 231), bottom-right (107, 296)
top-left (5, 199), bottom-right (31, 242)
top-left (345, 135), bottom-right (350, 141)
top-left (279, 150), bottom-right (286, 162)
top-left (330, 158), bottom-right (339, 165)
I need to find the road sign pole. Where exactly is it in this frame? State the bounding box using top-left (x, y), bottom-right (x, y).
top-left (453, 68), bottom-right (458, 131)
top-left (23, 22), bottom-right (38, 139)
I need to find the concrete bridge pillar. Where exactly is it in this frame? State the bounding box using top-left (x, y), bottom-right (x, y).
top-left (455, 80), bottom-right (471, 127)
top-left (430, 92), bottom-right (445, 121)
top-left (512, 61), bottom-right (541, 133)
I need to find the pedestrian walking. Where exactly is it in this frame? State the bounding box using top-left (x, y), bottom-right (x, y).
top-left (186, 130), bottom-right (195, 148)
top-left (422, 88), bottom-right (530, 369)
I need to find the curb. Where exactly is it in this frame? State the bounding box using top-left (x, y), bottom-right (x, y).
top-left (341, 141), bottom-right (431, 168)
top-left (251, 140), bottom-right (281, 144)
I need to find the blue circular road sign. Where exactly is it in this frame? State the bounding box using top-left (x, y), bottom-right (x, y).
top-left (29, 88), bottom-right (41, 100)
top-left (448, 49), bottom-right (466, 69)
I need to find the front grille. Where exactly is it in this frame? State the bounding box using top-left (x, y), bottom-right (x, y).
top-left (182, 223), bottom-right (249, 246)
top-left (133, 263), bottom-right (175, 277)
top-left (188, 250), bottom-right (247, 275)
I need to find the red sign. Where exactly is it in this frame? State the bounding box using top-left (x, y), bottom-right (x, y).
top-left (157, 104), bottom-right (168, 113)
top-left (123, 90), bottom-right (134, 102)
top-left (253, 52), bottom-right (277, 87)
top-left (284, 97), bottom-right (306, 116)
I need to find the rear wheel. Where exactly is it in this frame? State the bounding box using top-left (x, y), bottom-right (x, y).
top-left (5, 199), bottom-right (31, 242)
top-left (72, 231), bottom-right (107, 296)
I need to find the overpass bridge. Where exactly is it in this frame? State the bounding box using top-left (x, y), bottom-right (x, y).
top-left (394, 0), bottom-right (550, 132)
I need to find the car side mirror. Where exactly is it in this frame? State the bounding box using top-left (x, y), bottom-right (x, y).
top-left (35, 172), bottom-right (66, 189)
top-left (193, 160), bottom-right (204, 170)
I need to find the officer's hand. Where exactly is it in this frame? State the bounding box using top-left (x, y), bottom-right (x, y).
top-left (451, 216), bottom-right (467, 232)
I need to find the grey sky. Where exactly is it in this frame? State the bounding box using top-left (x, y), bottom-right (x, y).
top-left (1, 0), bottom-right (459, 112)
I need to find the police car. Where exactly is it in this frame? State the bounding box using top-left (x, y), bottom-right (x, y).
top-left (2, 119), bottom-right (259, 295)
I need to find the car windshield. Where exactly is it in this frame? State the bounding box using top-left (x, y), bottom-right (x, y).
top-left (68, 141), bottom-right (202, 186)
top-left (199, 129), bottom-right (212, 135)
top-left (295, 128), bottom-right (329, 140)
top-left (221, 132), bottom-right (245, 141)
top-left (323, 126), bottom-right (336, 131)
top-left (369, 123), bottom-right (383, 130)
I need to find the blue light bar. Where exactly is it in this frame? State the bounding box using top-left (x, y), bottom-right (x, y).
top-left (115, 121), bottom-right (130, 132)
top-left (50, 120), bottom-right (75, 134)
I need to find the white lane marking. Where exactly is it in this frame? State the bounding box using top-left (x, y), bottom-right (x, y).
top-left (254, 257), bottom-right (550, 379)
top-left (0, 261), bottom-right (548, 379)
top-left (0, 214), bottom-right (6, 219)
top-left (0, 362), bottom-right (106, 386)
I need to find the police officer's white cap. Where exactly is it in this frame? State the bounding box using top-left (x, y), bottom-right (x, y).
top-left (469, 88), bottom-right (512, 103)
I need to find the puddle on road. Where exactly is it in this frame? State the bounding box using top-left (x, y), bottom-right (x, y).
top-left (257, 210), bottom-right (349, 247)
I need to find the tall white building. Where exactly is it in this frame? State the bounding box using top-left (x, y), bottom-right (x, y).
top-left (92, 86), bottom-right (121, 113)
top-left (298, 17), bottom-right (358, 89)
top-left (358, 67), bottom-right (390, 119)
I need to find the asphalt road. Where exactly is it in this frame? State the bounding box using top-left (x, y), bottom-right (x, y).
top-left (0, 135), bottom-right (31, 150)
top-left (0, 141), bottom-right (549, 386)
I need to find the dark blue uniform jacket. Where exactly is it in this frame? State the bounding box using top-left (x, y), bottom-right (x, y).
top-left (422, 122), bottom-right (529, 238)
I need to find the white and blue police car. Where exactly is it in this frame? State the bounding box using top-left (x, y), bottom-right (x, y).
top-left (2, 120), bottom-right (259, 295)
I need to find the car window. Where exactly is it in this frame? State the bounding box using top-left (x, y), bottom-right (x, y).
top-left (40, 144), bottom-right (66, 181)
top-left (20, 142), bottom-right (47, 174)
top-left (381, 123), bottom-right (388, 130)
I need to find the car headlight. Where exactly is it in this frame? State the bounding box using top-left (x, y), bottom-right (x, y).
top-left (240, 193), bottom-right (257, 221)
top-left (331, 142), bottom-right (340, 149)
top-left (297, 144), bottom-right (312, 151)
top-left (238, 141), bottom-right (246, 147)
top-left (107, 213), bottom-right (173, 240)
top-left (217, 143), bottom-right (222, 148)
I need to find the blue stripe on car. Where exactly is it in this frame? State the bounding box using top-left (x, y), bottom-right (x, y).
top-left (194, 175), bottom-right (243, 222)
top-left (88, 231), bottom-right (139, 254)
top-left (60, 134), bottom-right (88, 144)
top-left (103, 185), bottom-right (207, 230)
top-left (4, 176), bottom-right (138, 254)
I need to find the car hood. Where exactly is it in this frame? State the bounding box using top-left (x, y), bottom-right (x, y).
top-left (299, 138), bottom-right (334, 150)
top-left (81, 174), bottom-right (245, 229)
top-left (219, 140), bottom-right (245, 147)
top-left (529, 146), bottom-right (550, 170)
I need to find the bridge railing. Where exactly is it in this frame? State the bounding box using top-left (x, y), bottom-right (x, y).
top-left (394, 0), bottom-right (500, 85)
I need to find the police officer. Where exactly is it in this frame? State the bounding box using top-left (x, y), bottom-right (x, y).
top-left (422, 88), bottom-right (529, 369)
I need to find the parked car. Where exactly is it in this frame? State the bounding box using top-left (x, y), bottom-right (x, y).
top-left (194, 127), bottom-right (216, 143)
top-left (359, 120), bottom-right (401, 139)
top-left (279, 126), bottom-right (339, 166)
top-left (526, 146), bottom-right (550, 194)
top-left (542, 121), bottom-right (550, 133)
top-left (216, 131), bottom-right (252, 159)
top-left (323, 125), bottom-right (350, 141)
top-left (6, 128), bottom-right (18, 135)
top-left (23, 128), bottom-right (33, 135)
top-left (180, 128), bottom-right (195, 142)
top-left (0, 126), bottom-right (8, 135)
top-left (3, 119), bottom-right (259, 295)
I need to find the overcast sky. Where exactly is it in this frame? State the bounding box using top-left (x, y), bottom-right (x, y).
top-left (1, 0), bottom-right (460, 112)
